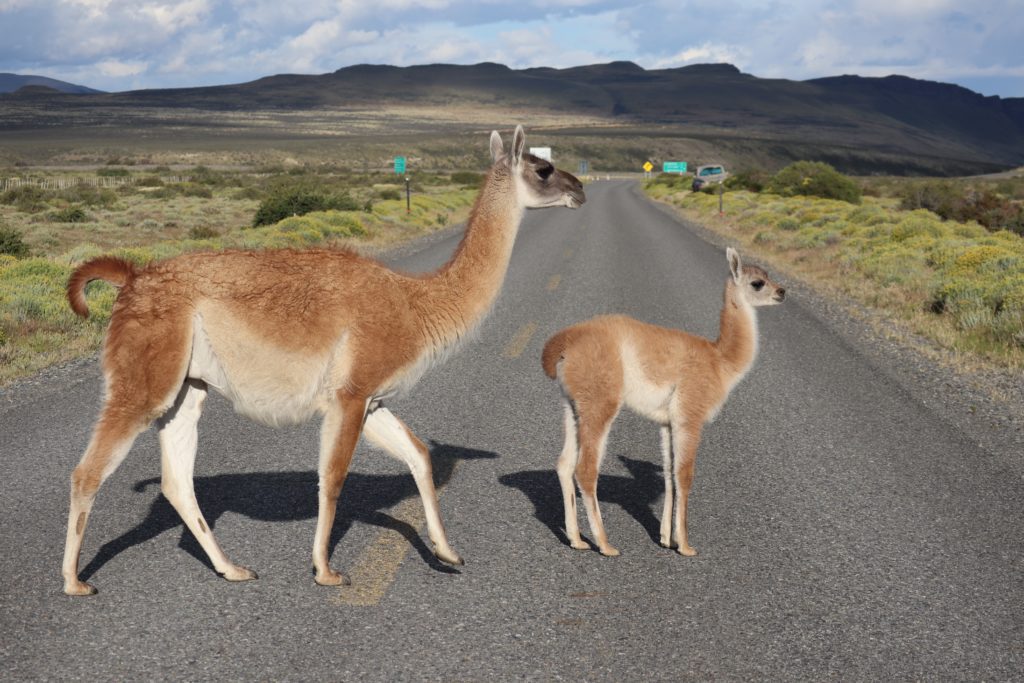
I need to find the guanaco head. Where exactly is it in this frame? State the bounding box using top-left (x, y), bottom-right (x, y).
top-left (727, 247), bottom-right (786, 306)
top-left (490, 125), bottom-right (586, 210)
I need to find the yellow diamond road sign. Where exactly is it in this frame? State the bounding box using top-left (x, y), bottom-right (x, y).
top-left (643, 161), bottom-right (653, 172)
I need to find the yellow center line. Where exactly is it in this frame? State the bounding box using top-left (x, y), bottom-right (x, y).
top-left (334, 494), bottom-right (428, 607)
top-left (546, 274), bottom-right (562, 291)
top-left (501, 321), bottom-right (538, 359)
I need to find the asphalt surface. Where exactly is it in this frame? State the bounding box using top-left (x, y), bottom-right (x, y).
top-left (2, 180), bottom-right (1021, 680)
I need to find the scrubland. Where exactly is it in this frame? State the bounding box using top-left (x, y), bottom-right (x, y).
top-left (0, 166), bottom-right (480, 384)
top-left (645, 172), bottom-right (1024, 371)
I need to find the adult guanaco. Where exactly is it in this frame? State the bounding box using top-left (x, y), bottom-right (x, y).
top-left (62, 126), bottom-right (585, 595)
top-left (541, 248), bottom-right (785, 557)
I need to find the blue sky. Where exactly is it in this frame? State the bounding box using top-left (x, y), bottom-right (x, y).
top-left (1, 0), bottom-right (1021, 97)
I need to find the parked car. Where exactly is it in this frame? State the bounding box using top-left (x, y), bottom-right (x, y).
top-left (692, 164), bottom-right (728, 191)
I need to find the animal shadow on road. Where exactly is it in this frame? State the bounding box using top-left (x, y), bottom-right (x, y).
top-left (78, 443), bottom-right (496, 582)
top-left (499, 455), bottom-right (664, 549)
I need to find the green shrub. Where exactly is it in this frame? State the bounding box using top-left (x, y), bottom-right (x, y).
top-left (724, 167), bottom-right (770, 193)
top-left (252, 188), bottom-right (360, 227)
top-left (49, 207), bottom-right (90, 223)
top-left (1, 185), bottom-right (48, 212)
top-left (901, 181), bottom-right (1024, 235)
top-left (378, 188), bottom-right (402, 201)
top-left (0, 226), bottom-right (29, 257)
top-left (58, 184), bottom-right (117, 208)
top-left (136, 175), bottom-right (165, 187)
top-left (189, 225), bottom-right (219, 239)
top-left (768, 161), bottom-right (861, 204)
top-left (179, 183), bottom-right (213, 198)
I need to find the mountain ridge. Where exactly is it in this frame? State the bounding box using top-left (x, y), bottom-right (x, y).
top-left (2, 62), bottom-right (1022, 174)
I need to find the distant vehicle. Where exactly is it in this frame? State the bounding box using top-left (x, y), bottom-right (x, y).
top-left (692, 164), bottom-right (728, 191)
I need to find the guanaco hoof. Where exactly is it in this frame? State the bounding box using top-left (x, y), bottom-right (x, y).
top-left (221, 566), bottom-right (258, 582)
top-left (315, 570), bottom-right (350, 586)
top-left (64, 580), bottom-right (98, 596)
top-left (435, 547), bottom-right (464, 566)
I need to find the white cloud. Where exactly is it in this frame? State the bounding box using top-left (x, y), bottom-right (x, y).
top-left (649, 42), bottom-right (746, 70)
top-left (97, 58), bottom-right (148, 77)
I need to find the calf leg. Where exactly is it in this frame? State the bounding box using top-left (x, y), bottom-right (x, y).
top-left (555, 400), bottom-right (588, 550)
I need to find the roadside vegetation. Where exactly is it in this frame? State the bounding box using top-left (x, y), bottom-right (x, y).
top-left (646, 164), bottom-right (1024, 370)
top-left (0, 166), bottom-right (479, 385)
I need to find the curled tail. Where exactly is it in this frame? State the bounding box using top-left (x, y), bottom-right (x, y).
top-left (541, 329), bottom-right (575, 379)
top-left (67, 256), bottom-right (138, 318)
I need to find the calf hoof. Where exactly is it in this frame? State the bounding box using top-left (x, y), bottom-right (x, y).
top-left (598, 546), bottom-right (621, 557)
top-left (569, 539), bottom-right (591, 551)
top-left (677, 545), bottom-right (698, 557)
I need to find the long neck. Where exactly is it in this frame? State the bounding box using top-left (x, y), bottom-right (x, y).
top-left (416, 166), bottom-right (524, 346)
top-left (714, 279), bottom-right (759, 380)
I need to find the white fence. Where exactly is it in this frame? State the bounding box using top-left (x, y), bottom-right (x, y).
top-left (0, 175), bottom-right (192, 192)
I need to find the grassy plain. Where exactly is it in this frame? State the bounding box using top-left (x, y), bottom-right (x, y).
top-left (0, 166), bottom-right (479, 385)
top-left (645, 175), bottom-right (1024, 372)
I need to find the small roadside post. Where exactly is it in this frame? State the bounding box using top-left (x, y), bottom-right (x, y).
top-left (394, 156), bottom-right (409, 214)
top-left (643, 160), bottom-right (653, 179)
top-left (719, 181), bottom-right (724, 216)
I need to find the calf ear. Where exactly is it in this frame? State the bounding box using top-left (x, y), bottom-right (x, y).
top-left (512, 125), bottom-right (526, 165)
top-left (727, 247), bottom-right (742, 283)
top-left (490, 130), bottom-right (504, 162)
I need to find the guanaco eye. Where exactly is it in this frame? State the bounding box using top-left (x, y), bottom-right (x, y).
top-left (536, 165), bottom-right (554, 180)
top-left (751, 280), bottom-right (765, 291)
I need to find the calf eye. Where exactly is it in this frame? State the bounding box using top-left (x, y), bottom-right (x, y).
top-left (536, 165), bottom-right (554, 180)
top-left (751, 280), bottom-right (765, 290)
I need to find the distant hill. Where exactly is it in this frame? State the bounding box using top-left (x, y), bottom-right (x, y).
top-left (0, 73), bottom-right (103, 95)
top-left (2, 62), bottom-right (1022, 174)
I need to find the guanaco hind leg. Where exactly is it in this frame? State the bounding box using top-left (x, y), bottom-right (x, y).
top-left (158, 379), bottom-right (256, 582)
top-left (62, 413), bottom-right (147, 595)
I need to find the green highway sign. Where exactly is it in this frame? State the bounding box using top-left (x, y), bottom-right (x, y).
top-left (394, 156), bottom-right (406, 174)
top-left (662, 161), bottom-right (688, 173)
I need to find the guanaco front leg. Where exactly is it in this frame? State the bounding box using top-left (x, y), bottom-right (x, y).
top-left (312, 392), bottom-right (368, 586)
top-left (362, 406), bottom-right (463, 565)
top-left (672, 424), bottom-right (702, 556)
top-left (658, 425), bottom-right (674, 549)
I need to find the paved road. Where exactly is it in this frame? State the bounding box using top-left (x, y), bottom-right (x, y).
top-left (2, 181), bottom-right (1021, 680)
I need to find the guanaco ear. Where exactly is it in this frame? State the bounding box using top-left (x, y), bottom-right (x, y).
top-left (490, 130), bottom-right (504, 162)
top-left (727, 247), bottom-right (742, 283)
top-left (511, 125), bottom-right (526, 166)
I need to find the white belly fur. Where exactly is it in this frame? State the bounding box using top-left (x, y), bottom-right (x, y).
top-left (620, 341), bottom-right (674, 424)
top-left (188, 310), bottom-right (344, 427)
